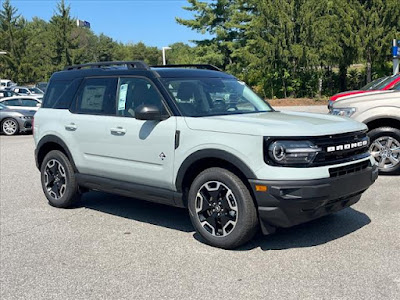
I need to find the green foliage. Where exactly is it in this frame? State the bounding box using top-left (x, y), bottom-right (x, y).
top-left (178, 0), bottom-right (400, 97)
top-left (0, 0), bottom-right (399, 97)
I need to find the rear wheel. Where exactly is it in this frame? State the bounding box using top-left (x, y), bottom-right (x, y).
top-left (368, 127), bottom-right (400, 175)
top-left (40, 150), bottom-right (80, 208)
top-left (188, 167), bottom-right (258, 249)
top-left (2, 118), bottom-right (19, 135)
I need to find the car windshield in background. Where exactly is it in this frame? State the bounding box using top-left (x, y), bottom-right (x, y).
top-left (360, 77), bottom-right (388, 90)
top-left (373, 75), bottom-right (400, 90)
top-left (29, 87), bottom-right (43, 94)
top-left (161, 78), bottom-right (273, 117)
top-left (392, 82), bottom-right (400, 90)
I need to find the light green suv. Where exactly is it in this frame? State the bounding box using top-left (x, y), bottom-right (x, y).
top-left (34, 61), bottom-right (378, 249)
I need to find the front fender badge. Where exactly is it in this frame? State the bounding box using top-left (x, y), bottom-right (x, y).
top-left (159, 152), bottom-right (166, 160)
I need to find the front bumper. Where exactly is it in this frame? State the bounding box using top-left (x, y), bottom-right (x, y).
top-left (249, 162), bottom-right (378, 235)
top-left (17, 119), bottom-right (33, 132)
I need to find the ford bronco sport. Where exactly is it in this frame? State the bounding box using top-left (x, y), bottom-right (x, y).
top-left (34, 61), bottom-right (378, 249)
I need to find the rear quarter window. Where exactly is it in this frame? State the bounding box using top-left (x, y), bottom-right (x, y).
top-left (42, 79), bottom-right (81, 109)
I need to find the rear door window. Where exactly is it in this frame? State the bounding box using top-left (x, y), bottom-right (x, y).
top-left (74, 77), bottom-right (117, 115)
top-left (3, 99), bottom-right (21, 106)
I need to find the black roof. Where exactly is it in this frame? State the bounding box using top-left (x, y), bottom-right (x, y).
top-left (50, 62), bottom-right (235, 81)
top-left (152, 68), bottom-right (234, 79)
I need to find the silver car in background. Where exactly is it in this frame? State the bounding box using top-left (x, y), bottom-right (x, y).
top-left (0, 103), bottom-right (35, 135)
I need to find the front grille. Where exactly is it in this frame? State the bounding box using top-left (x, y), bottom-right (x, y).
top-left (264, 130), bottom-right (370, 167)
top-left (313, 130), bottom-right (370, 166)
top-left (329, 160), bottom-right (369, 178)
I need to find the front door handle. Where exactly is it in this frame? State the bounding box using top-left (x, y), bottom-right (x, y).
top-left (110, 127), bottom-right (126, 135)
top-left (65, 123), bottom-right (77, 131)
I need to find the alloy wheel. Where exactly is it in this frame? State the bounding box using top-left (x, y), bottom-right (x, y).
top-left (195, 181), bottom-right (238, 237)
top-left (2, 119), bottom-right (18, 135)
top-left (369, 136), bottom-right (400, 170)
top-left (44, 159), bottom-right (67, 199)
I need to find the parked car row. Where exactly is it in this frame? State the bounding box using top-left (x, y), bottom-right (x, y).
top-left (0, 79), bottom-right (47, 99)
top-left (0, 79), bottom-right (43, 135)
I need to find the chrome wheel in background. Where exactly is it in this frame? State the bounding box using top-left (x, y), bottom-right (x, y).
top-left (369, 136), bottom-right (400, 171)
top-left (2, 118), bottom-right (18, 135)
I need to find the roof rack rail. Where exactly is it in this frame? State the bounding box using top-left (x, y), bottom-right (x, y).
top-left (64, 61), bottom-right (150, 71)
top-left (150, 64), bottom-right (222, 72)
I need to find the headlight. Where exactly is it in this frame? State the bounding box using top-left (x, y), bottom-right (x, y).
top-left (267, 140), bottom-right (321, 166)
top-left (329, 107), bottom-right (356, 117)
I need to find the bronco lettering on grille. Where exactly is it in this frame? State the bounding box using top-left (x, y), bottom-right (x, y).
top-left (327, 140), bottom-right (368, 153)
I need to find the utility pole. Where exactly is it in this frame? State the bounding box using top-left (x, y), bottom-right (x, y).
top-left (162, 47), bottom-right (172, 65)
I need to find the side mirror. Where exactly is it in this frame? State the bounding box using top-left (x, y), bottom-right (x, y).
top-left (134, 104), bottom-right (163, 121)
top-left (36, 103), bottom-right (41, 107)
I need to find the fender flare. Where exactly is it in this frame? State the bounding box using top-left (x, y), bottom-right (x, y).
top-left (175, 149), bottom-right (256, 192)
top-left (35, 135), bottom-right (77, 171)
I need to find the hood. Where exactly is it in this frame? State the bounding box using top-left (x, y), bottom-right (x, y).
top-left (184, 111), bottom-right (366, 137)
top-left (332, 90), bottom-right (400, 107)
top-left (330, 90), bottom-right (362, 101)
top-left (334, 89), bottom-right (395, 102)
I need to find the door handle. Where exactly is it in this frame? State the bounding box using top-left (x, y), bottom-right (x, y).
top-left (65, 123), bottom-right (77, 131)
top-left (110, 127), bottom-right (126, 135)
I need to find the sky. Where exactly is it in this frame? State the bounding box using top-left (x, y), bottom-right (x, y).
top-left (8, 0), bottom-right (213, 47)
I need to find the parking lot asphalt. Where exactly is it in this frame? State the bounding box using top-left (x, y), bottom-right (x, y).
top-left (1, 109), bottom-right (399, 299)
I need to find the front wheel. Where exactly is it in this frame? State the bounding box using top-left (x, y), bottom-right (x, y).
top-left (2, 118), bottom-right (19, 135)
top-left (40, 150), bottom-right (80, 208)
top-left (368, 127), bottom-right (400, 175)
top-left (188, 167), bottom-right (258, 249)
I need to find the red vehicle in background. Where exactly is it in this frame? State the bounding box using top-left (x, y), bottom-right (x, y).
top-left (330, 73), bottom-right (400, 102)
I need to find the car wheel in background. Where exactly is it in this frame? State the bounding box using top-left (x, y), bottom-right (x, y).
top-left (40, 150), bottom-right (81, 208)
top-left (188, 167), bottom-right (258, 249)
top-left (2, 118), bottom-right (19, 135)
top-left (368, 127), bottom-right (400, 175)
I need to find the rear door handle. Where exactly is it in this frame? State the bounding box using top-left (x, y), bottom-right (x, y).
top-left (65, 123), bottom-right (77, 131)
top-left (110, 127), bottom-right (126, 135)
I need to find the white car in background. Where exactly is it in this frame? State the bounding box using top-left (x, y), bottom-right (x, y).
top-left (9, 86), bottom-right (44, 100)
top-left (0, 96), bottom-right (41, 111)
top-left (0, 79), bottom-right (16, 89)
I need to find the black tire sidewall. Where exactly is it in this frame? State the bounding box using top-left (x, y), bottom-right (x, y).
top-left (188, 167), bottom-right (258, 249)
top-left (368, 127), bottom-right (400, 175)
top-left (2, 118), bottom-right (19, 136)
top-left (40, 150), bottom-right (79, 208)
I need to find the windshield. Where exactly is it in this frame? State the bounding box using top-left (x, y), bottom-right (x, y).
top-left (161, 78), bottom-right (273, 117)
top-left (29, 87), bottom-right (43, 94)
top-left (372, 75), bottom-right (400, 90)
top-left (361, 77), bottom-right (388, 90)
top-left (0, 103), bottom-right (7, 110)
top-left (392, 82), bottom-right (400, 90)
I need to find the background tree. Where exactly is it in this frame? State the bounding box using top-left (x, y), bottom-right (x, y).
top-left (49, 0), bottom-right (76, 68)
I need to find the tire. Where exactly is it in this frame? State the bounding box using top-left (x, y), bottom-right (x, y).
top-left (40, 150), bottom-right (80, 208)
top-left (2, 118), bottom-right (19, 136)
top-left (368, 127), bottom-right (400, 175)
top-left (188, 167), bottom-right (258, 249)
